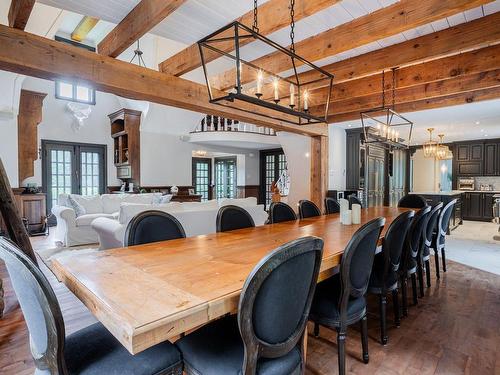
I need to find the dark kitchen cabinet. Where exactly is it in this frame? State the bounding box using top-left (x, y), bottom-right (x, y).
top-left (457, 161), bottom-right (482, 176)
top-left (470, 144), bottom-right (483, 161)
top-left (484, 143), bottom-right (497, 176)
top-left (345, 131), bottom-right (361, 190)
top-left (483, 193), bottom-right (495, 220)
top-left (456, 144), bottom-right (469, 161)
top-left (454, 142), bottom-right (485, 177)
top-left (463, 192), bottom-right (483, 220)
top-left (463, 192), bottom-right (495, 221)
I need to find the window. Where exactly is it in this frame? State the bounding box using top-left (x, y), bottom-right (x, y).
top-left (55, 81), bottom-right (96, 105)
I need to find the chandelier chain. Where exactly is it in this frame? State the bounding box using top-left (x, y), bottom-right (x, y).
top-left (392, 67), bottom-right (396, 109)
top-left (290, 0), bottom-right (296, 53)
top-left (253, 0), bottom-right (259, 32)
top-left (381, 70), bottom-right (386, 109)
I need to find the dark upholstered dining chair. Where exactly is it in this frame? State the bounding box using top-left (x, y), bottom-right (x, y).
top-left (269, 202), bottom-right (297, 223)
top-left (298, 199), bottom-right (322, 219)
top-left (399, 205), bottom-right (431, 314)
top-left (309, 217), bottom-right (385, 375)
top-left (421, 203), bottom-right (443, 288)
top-left (368, 210), bottom-right (415, 345)
top-left (324, 197), bottom-right (340, 215)
top-left (347, 194), bottom-right (363, 209)
top-left (0, 237), bottom-right (183, 375)
top-left (398, 194), bottom-right (428, 208)
top-left (432, 199), bottom-right (457, 279)
top-left (124, 210), bottom-right (186, 246)
top-left (216, 205), bottom-right (255, 232)
top-left (176, 236), bottom-right (324, 375)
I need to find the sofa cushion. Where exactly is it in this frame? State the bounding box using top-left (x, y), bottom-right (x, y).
top-left (70, 195), bottom-right (103, 214)
top-left (219, 197), bottom-right (258, 208)
top-left (68, 195), bottom-right (86, 217)
top-left (76, 213), bottom-right (115, 227)
top-left (118, 202), bottom-right (182, 225)
top-left (101, 193), bottom-right (162, 214)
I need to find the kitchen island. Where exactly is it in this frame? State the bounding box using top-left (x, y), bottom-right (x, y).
top-left (410, 191), bottom-right (463, 231)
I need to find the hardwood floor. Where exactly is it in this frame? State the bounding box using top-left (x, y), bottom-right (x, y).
top-left (1, 238), bottom-right (500, 374)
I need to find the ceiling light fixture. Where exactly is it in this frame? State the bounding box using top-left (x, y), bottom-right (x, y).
top-left (130, 39), bottom-right (146, 67)
top-left (436, 134), bottom-right (452, 160)
top-left (197, 0), bottom-right (333, 125)
top-left (423, 128), bottom-right (438, 158)
top-left (360, 68), bottom-right (413, 149)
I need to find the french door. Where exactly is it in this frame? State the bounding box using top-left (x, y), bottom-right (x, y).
top-left (215, 157), bottom-right (237, 199)
top-left (192, 157), bottom-right (212, 201)
top-left (42, 140), bottom-right (106, 215)
top-left (259, 149), bottom-right (287, 208)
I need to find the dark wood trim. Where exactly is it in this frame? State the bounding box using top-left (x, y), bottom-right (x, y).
top-left (237, 185), bottom-right (259, 199)
top-left (259, 148), bottom-right (285, 206)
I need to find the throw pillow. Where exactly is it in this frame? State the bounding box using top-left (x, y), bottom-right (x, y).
top-left (159, 194), bottom-right (173, 204)
top-left (68, 195), bottom-right (86, 217)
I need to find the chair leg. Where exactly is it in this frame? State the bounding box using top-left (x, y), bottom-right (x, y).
top-left (417, 263), bottom-right (425, 298)
top-left (410, 273), bottom-right (418, 305)
top-left (441, 247), bottom-right (447, 273)
top-left (401, 276), bottom-right (408, 317)
top-left (337, 328), bottom-right (347, 375)
top-left (379, 294), bottom-right (388, 345)
top-left (313, 322), bottom-right (320, 337)
top-left (434, 250), bottom-right (440, 279)
top-left (360, 315), bottom-right (369, 364)
top-left (392, 289), bottom-right (400, 327)
top-left (425, 259), bottom-right (431, 288)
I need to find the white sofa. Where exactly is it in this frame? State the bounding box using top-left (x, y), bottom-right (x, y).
top-left (91, 197), bottom-right (269, 250)
top-left (52, 193), bottom-right (162, 247)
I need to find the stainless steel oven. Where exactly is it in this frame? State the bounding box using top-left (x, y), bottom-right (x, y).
top-left (458, 177), bottom-right (475, 191)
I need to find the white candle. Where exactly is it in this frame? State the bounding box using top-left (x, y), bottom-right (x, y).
top-left (303, 90), bottom-right (309, 111)
top-left (343, 210), bottom-right (352, 225)
top-left (290, 84), bottom-right (295, 106)
top-left (352, 204), bottom-right (361, 224)
top-left (256, 70), bottom-right (263, 95)
top-left (273, 78), bottom-right (279, 101)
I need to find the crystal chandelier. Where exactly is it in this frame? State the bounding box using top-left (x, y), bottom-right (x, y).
top-left (197, 0), bottom-right (333, 125)
top-left (423, 128), bottom-right (438, 158)
top-left (360, 68), bottom-right (413, 148)
top-left (436, 134), bottom-right (452, 160)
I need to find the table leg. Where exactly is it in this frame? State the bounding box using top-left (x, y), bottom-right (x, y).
top-left (303, 325), bottom-right (308, 363)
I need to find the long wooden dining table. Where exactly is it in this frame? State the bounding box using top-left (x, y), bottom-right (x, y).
top-left (52, 206), bottom-right (411, 355)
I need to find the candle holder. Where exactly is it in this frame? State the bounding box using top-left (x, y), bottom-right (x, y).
top-left (289, 104), bottom-right (295, 109)
top-left (255, 93), bottom-right (263, 99)
top-left (274, 99), bottom-right (280, 105)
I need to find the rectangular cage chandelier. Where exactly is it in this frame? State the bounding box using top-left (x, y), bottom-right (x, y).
top-left (360, 69), bottom-right (413, 149)
top-left (197, 21), bottom-right (334, 125)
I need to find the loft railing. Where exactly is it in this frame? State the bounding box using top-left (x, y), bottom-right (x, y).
top-left (191, 115), bottom-right (276, 136)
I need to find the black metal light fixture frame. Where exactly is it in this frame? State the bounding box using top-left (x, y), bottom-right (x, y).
top-left (360, 69), bottom-right (413, 149)
top-left (197, 21), bottom-right (334, 125)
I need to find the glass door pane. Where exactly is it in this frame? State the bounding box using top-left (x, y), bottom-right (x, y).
top-left (45, 144), bottom-right (75, 212)
top-left (80, 151), bottom-right (101, 196)
top-left (215, 157), bottom-right (237, 199)
top-left (192, 158), bottom-right (212, 201)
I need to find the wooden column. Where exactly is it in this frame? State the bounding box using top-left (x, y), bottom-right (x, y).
top-left (17, 89), bottom-right (46, 186)
top-left (310, 135), bottom-right (328, 212)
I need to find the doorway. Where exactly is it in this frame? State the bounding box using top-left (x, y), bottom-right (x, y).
top-left (42, 140), bottom-right (106, 215)
top-left (192, 157), bottom-right (213, 201)
top-left (259, 148), bottom-right (287, 208)
top-left (215, 157), bottom-right (237, 199)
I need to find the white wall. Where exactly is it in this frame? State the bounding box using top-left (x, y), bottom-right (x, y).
top-left (277, 132), bottom-right (311, 209)
top-left (328, 125), bottom-right (346, 190)
top-left (20, 77), bottom-right (122, 187)
top-left (411, 149), bottom-right (439, 192)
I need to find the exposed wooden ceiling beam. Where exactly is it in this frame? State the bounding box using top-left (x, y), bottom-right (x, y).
top-left (157, 0), bottom-right (337, 76)
top-left (256, 12), bottom-right (500, 100)
top-left (328, 86), bottom-right (500, 123)
top-left (0, 25), bottom-right (325, 136)
top-left (8, 0), bottom-right (36, 30)
top-left (308, 43), bottom-right (500, 107)
top-left (212, 0), bottom-right (494, 91)
top-left (98, 0), bottom-right (187, 58)
top-left (314, 69), bottom-right (500, 117)
top-left (71, 16), bottom-right (99, 42)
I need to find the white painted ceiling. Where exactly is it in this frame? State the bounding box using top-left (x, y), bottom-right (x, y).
top-left (334, 98), bottom-right (500, 145)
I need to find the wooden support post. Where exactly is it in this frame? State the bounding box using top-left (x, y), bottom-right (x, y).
top-left (0, 157), bottom-right (37, 265)
top-left (310, 136), bottom-right (328, 212)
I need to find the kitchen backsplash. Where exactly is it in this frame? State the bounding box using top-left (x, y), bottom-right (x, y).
top-left (475, 177), bottom-right (500, 191)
